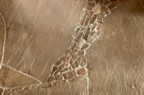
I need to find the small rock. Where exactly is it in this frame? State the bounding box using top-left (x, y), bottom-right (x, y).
top-left (78, 56), bottom-right (87, 67)
top-left (81, 43), bottom-right (90, 50)
top-left (47, 76), bottom-right (55, 83)
top-left (55, 74), bottom-right (63, 80)
top-left (77, 68), bottom-right (87, 76)
top-left (71, 60), bottom-right (79, 69)
top-left (55, 60), bottom-right (62, 66)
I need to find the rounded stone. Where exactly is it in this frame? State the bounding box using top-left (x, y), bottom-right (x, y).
top-left (71, 60), bottom-right (79, 69)
top-left (77, 68), bottom-right (87, 76)
top-left (47, 76), bottom-right (55, 83)
top-left (81, 43), bottom-right (90, 50)
top-left (59, 55), bottom-right (67, 62)
top-left (55, 60), bottom-right (62, 66)
top-left (87, 36), bottom-right (96, 43)
top-left (51, 66), bottom-right (58, 74)
top-left (55, 74), bottom-right (63, 80)
top-left (78, 50), bottom-right (85, 56)
top-left (63, 71), bottom-right (74, 79)
top-left (64, 48), bottom-right (72, 56)
top-left (78, 56), bottom-right (87, 67)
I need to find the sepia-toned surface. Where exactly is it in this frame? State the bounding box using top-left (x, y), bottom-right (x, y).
top-left (0, 0), bottom-right (144, 95)
top-left (0, 0), bottom-right (85, 82)
top-left (88, 1), bottom-right (144, 95)
top-left (0, 13), bottom-right (5, 64)
top-left (0, 12), bottom-right (39, 88)
top-left (0, 65), bottom-right (39, 88)
top-left (3, 78), bottom-right (88, 95)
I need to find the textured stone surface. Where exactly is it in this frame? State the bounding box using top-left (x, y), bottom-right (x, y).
top-left (0, 0), bottom-right (144, 95)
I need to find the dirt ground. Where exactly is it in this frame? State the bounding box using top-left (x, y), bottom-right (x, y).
top-left (0, 0), bottom-right (144, 95)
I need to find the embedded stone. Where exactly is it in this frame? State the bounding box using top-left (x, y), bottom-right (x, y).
top-left (77, 68), bottom-right (87, 76)
top-left (95, 22), bottom-right (103, 30)
top-left (83, 27), bottom-right (90, 40)
top-left (73, 48), bottom-right (79, 54)
top-left (84, 16), bottom-right (90, 26)
top-left (62, 68), bottom-right (70, 72)
top-left (91, 23), bottom-right (97, 30)
top-left (68, 77), bottom-right (75, 82)
top-left (73, 70), bottom-right (77, 76)
top-left (96, 15), bottom-right (103, 23)
top-left (59, 55), bottom-right (67, 62)
top-left (0, 88), bottom-right (3, 94)
top-left (42, 82), bottom-right (53, 88)
top-left (47, 76), bottom-right (55, 83)
top-left (73, 27), bottom-right (81, 37)
top-left (74, 31), bottom-right (83, 42)
top-left (82, 9), bottom-right (88, 18)
top-left (51, 66), bottom-right (58, 74)
top-left (63, 71), bottom-right (74, 79)
top-left (53, 71), bottom-right (59, 76)
top-left (63, 63), bottom-right (70, 68)
top-left (67, 73), bottom-right (76, 82)
top-left (59, 64), bottom-right (64, 71)
top-left (78, 50), bottom-right (85, 56)
top-left (68, 67), bottom-right (73, 71)
top-left (64, 48), bottom-right (72, 56)
top-left (89, 11), bottom-right (94, 17)
top-left (93, 3), bottom-right (101, 13)
top-left (76, 39), bottom-right (85, 49)
top-left (65, 55), bottom-right (72, 62)
top-left (89, 14), bottom-right (97, 24)
top-left (78, 56), bottom-right (87, 67)
top-left (87, 36), bottom-right (96, 43)
top-left (47, 83), bottom-right (53, 87)
top-left (71, 53), bottom-right (79, 62)
top-left (71, 60), bottom-right (79, 69)
top-left (103, 10), bottom-right (111, 17)
top-left (92, 30), bottom-right (102, 39)
top-left (55, 60), bottom-right (62, 66)
top-left (55, 74), bottom-right (63, 80)
top-left (70, 41), bottom-right (77, 50)
top-left (81, 43), bottom-right (90, 50)
top-left (79, 18), bottom-right (85, 26)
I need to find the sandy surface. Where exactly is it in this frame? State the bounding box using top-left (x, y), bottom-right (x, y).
top-left (0, 0), bottom-right (144, 95)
